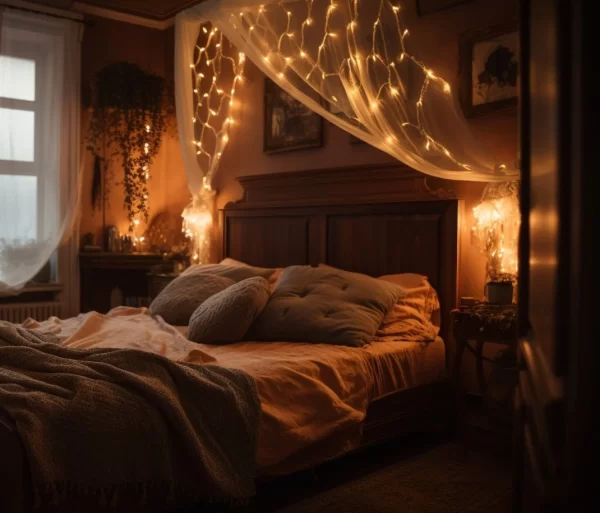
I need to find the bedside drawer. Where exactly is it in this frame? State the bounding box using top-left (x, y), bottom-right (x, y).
top-left (148, 274), bottom-right (178, 301)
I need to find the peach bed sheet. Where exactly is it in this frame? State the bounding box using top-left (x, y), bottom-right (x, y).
top-left (25, 307), bottom-right (446, 474)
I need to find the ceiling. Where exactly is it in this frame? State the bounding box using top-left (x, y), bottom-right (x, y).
top-left (29, 0), bottom-right (208, 21)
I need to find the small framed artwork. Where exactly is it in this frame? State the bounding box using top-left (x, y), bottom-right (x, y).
top-left (459, 24), bottom-right (519, 117)
top-left (417, 0), bottom-right (473, 16)
top-left (264, 78), bottom-right (323, 153)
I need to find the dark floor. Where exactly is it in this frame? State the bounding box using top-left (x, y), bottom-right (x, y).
top-left (188, 404), bottom-right (513, 513)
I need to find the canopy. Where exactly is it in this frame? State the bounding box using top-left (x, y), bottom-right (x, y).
top-left (175, 1), bottom-right (519, 260)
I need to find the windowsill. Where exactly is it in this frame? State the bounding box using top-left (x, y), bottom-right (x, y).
top-left (22, 282), bottom-right (63, 293)
top-left (0, 282), bottom-right (63, 304)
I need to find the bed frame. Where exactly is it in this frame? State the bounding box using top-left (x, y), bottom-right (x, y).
top-left (221, 163), bottom-right (462, 464)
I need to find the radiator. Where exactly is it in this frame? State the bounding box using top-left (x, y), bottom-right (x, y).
top-left (0, 301), bottom-right (62, 324)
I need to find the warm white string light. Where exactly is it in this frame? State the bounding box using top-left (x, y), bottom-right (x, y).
top-left (191, 26), bottom-right (245, 180)
top-left (472, 182), bottom-right (520, 282)
top-left (223, 0), bottom-right (506, 174)
top-left (183, 22), bottom-right (246, 263)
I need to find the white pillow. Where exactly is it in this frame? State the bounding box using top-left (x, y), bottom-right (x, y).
top-left (188, 277), bottom-right (271, 345)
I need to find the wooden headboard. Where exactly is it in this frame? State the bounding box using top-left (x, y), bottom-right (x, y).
top-left (221, 164), bottom-right (462, 342)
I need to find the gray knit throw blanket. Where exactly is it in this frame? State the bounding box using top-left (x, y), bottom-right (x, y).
top-left (0, 321), bottom-right (260, 510)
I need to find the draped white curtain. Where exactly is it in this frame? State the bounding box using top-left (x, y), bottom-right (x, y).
top-left (0, 8), bottom-right (82, 294)
top-left (175, 0), bottom-right (519, 210)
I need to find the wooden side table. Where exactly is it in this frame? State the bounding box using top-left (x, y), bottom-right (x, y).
top-left (147, 272), bottom-right (180, 302)
top-left (451, 303), bottom-right (518, 442)
top-left (79, 252), bottom-right (165, 313)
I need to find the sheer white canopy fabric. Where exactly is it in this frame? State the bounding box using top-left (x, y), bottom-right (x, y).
top-left (0, 9), bottom-right (82, 294)
top-left (175, 0), bottom-right (519, 207)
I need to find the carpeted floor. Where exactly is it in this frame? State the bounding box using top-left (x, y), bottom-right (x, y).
top-left (198, 431), bottom-right (512, 513)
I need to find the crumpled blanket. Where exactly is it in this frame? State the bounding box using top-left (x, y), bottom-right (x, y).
top-left (0, 321), bottom-right (260, 510)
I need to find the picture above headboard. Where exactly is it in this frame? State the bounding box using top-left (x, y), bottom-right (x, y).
top-left (221, 164), bottom-right (462, 341)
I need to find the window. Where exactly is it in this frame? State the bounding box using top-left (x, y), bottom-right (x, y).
top-left (0, 44), bottom-right (42, 243)
top-left (0, 11), bottom-right (80, 293)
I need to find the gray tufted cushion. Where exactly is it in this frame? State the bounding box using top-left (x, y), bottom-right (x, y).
top-left (149, 274), bottom-right (235, 325)
top-left (188, 277), bottom-right (271, 345)
top-left (182, 263), bottom-right (275, 283)
top-left (249, 266), bottom-right (404, 347)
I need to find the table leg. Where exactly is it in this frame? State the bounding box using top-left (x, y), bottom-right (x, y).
top-left (453, 338), bottom-right (468, 452)
top-left (475, 339), bottom-right (486, 396)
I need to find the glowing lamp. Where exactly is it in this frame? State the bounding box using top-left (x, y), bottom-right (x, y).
top-left (472, 182), bottom-right (520, 298)
top-left (182, 201), bottom-right (213, 263)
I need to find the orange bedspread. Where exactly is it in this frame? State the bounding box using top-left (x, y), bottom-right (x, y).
top-left (25, 308), bottom-right (446, 474)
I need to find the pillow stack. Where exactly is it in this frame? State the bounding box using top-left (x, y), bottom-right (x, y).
top-left (149, 260), bottom-right (275, 343)
top-left (148, 273), bottom-right (234, 326)
top-left (149, 260), bottom-right (440, 347)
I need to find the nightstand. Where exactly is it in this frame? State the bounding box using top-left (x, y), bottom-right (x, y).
top-left (451, 303), bottom-right (518, 441)
top-left (147, 271), bottom-right (180, 302)
top-left (80, 252), bottom-right (165, 313)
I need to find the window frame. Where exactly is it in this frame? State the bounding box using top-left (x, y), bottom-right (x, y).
top-left (0, 41), bottom-right (50, 240)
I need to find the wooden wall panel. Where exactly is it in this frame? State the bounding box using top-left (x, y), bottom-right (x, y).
top-left (327, 214), bottom-right (441, 286)
top-left (225, 216), bottom-right (310, 268)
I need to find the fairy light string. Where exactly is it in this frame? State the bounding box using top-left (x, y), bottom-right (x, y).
top-left (191, 25), bottom-right (245, 185)
top-left (221, 0), bottom-right (494, 172)
top-left (184, 22), bottom-right (246, 262)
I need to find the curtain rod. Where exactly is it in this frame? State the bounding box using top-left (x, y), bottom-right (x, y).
top-left (0, 3), bottom-right (94, 26)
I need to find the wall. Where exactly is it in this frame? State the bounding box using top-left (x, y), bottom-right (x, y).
top-left (79, 17), bottom-right (189, 247)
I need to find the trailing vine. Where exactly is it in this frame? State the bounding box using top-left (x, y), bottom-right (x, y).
top-left (86, 62), bottom-right (172, 231)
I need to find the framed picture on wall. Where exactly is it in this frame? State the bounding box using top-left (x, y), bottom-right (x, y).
top-left (264, 78), bottom-right (323, 153)
top-left (459, 24), bottom-right (519, 117)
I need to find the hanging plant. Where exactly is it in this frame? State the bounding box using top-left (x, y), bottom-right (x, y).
top-left (86, 62), bottom-right (172, 231)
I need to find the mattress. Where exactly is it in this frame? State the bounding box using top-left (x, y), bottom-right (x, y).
top-left (23, 308), bottom-right (446, 474)
top-left (173, 326), bottom-right (445, 400)
top-left (176, 329), bottom-right (446, 473)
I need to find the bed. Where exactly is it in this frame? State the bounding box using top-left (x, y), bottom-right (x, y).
top-left (220, 164), bottom-right (461, 458)
top-left (0, 164), bottom-right (461, 511)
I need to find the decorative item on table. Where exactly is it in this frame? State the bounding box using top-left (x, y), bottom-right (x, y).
top-left (105, 225), bottom-right (120, 252)
top-left (459, 296), bottom-right (479, 309)
top-left (129, 218), bottom-right (147, 252)
top-left (485, 280), bottom-right (513, 305)
top-left (81, 232), bottom-right (101, 252)
top-left (120, 235), bottom-right (133, 253)
top-left (264, 78), bottom-right (323, 153)
top-left (472, 181), bottom-right (520, 302)
top-left (182, 199), bottom-right (212, 264)
top-left (166, 243), bottom-right (191, 273)
top-left (145, 211), bottom-right (187, 254)
top-left (459, 24), bottom-right (518, 117)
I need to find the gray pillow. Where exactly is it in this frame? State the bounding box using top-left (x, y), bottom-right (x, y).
top-left (249, 266), bottom-right (403, 347)
top-left (182, 263), bottom-right (275, 283)
top-left (148, 274), bottom-right (234, 325)
top-left (188, 277), bottom-right (271, 345)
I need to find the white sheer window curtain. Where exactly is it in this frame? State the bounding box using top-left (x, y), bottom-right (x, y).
top-left (0, 8), bottom-right (82, 306)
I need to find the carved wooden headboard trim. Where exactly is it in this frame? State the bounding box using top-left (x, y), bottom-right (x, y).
top-left (221, 164), bottom-right (461, 343)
